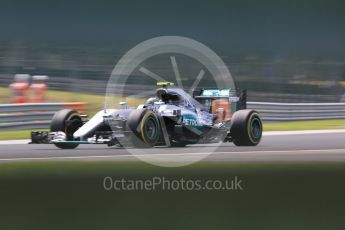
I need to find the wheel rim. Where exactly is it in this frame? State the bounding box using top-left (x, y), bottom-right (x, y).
top-left (250, 117), bottom-right (262, 140)
top-left (144, 116), bottom-right (159, 142)
top-left (65, 115), bottom-right (81, 140)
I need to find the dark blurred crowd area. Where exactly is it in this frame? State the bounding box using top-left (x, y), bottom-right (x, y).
top-left (0, 0), bottom-right (344, 102)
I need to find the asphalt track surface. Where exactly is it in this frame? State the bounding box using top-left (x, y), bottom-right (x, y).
top-left (0, 130), bottom-right (344, 163)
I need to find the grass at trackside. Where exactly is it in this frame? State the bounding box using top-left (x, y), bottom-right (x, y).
top-left (0, 86), bottom-right (105, 113)
top-left (263, 119), bottom-right (345, 131)
top-left (0, 87), bottom-right (144, 113)
top-left (0, 129), bottom-right (47, 140)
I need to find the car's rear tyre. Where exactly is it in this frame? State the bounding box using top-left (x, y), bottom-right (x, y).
top-left (127, 109), bottom-right (161, 147)
top-left (230, 109), bottom-right (262, 146)
top-left (50, 109), bottom-right (82, 149)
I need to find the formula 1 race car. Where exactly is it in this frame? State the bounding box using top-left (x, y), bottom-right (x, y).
top-left (31, 82), bottom-right (262, 149)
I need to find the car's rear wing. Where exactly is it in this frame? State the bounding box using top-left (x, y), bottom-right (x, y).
top-left (192, 88), bottom-right (247, 111)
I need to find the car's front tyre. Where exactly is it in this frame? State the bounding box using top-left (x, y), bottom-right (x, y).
top-left (50, 109), bottom-right (82, 149)
top-left (127, 109), bottom-right (161, 147)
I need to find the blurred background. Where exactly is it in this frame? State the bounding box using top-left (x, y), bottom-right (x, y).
top-left (0, 0), bottom-right (345, 105)
top-left (1, 2), bottom-right (345, 229)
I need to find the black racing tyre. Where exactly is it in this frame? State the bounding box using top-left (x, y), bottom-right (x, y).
top-left (50, 109), bottom-right (82, 149)
top-left (230, 109), bottom-right (262, 146)
top-left (127, 109), bottom-right (161, 147)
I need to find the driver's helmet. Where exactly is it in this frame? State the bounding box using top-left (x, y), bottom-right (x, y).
top-left (156, 88), bottom-right (182, 105)
top-left (146, 97), bottom-right (158, 105)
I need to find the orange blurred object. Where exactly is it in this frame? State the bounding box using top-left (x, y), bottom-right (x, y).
top-left (9, 74), bottom-right (30, 103)
top-left (30, 83), bottom-right (47, 102)
top-left (30, 75), bottom-right (48, 103)
top-left (211, 99), bottom-right (232, 122)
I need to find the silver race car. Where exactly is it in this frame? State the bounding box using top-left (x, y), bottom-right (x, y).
top-left (31, 82), bottom-right (262, 148)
